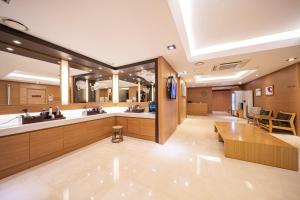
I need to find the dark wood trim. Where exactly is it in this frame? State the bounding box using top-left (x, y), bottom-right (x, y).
top-left (117, 58), bottom-right (158, 70)
top-left (154, 58), bottom-right (159, 143)
top-left (0, 24), bottom-right (114, 69)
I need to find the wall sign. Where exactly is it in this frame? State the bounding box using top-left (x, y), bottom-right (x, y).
top-left (255, 88), bottom-right (262, 96)
top-left (265, 85), bottom-right (274, 96)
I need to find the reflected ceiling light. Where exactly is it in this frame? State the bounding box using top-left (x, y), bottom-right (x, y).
top-left (287, 57), bottom-right (297, 62)
top-left (6, 71), bottom-right (59, 83)
top-left (178, 1), bottom-right (300, 57)
top-left (88, 69), bottom-right (92, 72)
top-left (167, 44), bottom-right (176, 50)
top-left (13, 40), bottom-right (22, 45)
top-left (6, 47), bottom-right (14, 51)
top-left (195, 70), bottom-right (253, 82)
top-left (98, 67), bottom-right (102, 70)
top-left (120, 70), bottom-right (124, 73)
top-left (256, 74), bottom-right (259, 77)
top-left (67, 57), bottom-right (72, 61)
top-left (238, 81), bottom-right (242, 85)
top-left (140, 67), bottom-right (144, 70)
top-left (178, 71), bottom-right (187, 76)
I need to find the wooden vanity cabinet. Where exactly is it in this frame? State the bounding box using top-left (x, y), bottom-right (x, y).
top-left (0, 133), bottom-right (29, 171)
top-left (116, 117), bottom-right (128, 134)
top-left (0, 116), bottom-right (154, 179)
top-left (63, 122), bottom-right (87, 148)
top-left (30, 126), bottom-right (64, 160)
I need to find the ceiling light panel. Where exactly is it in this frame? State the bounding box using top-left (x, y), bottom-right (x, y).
top-left (194, 70), bottom-right (255, 83)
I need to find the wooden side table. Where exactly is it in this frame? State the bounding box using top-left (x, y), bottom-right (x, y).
top-left (112, 125), bottom-right (123, 143)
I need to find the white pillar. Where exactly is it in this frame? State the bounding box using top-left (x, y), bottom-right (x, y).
top-left (85, 80), bottom-right (89, 103)
top-left (112, 74), bottom-right (119, 103)
top-left (60, 60), bottom-right (69, 105)
top-left (138, 80), bottom-right (141, 102)
top-left (151, 84), bottom-right (154, 102)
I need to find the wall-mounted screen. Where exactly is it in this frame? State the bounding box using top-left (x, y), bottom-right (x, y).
top-left (167, 76), bottom-right (177, 100)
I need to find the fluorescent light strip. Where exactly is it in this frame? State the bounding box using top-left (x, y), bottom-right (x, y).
top-left (7, 72), bottom-right (59, 83)
top-left (195, 70), bottom-right (251, 82)
top-left (192, 29), bottom-right (300, 56)
top-left (178, 0), bottom-right (300, 56)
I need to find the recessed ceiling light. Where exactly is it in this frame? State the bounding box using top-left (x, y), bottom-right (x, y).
top-left (238, 81), bottom-right (242, 84)
top-left (129, 73), bottom-right (132, 76)
top-left (98, 74), bottom-right (103, 77)
top-left (88, 69), bottom-right (92, 72)
top-left (13, 40), bottom-right (22, 45)
top-left (256, 74), bottom-right (259, 77)
top-left (98, 67), bottom-right (102, 70)
top-left (188, 80), bottom-right (192, 82)
top-left (6, 47), bottom-right (14, 51)
top-left (287, 57), bottom-right (297, 62)
top-left (140, 67), bottom-right (144, 70)
top-left (167, 44), bottom-right (176, 50)
top-left (194, 61), bottom-right (205, 66)
top-left (2, 18), bottom-right (29, 32)
top-left (67, 57), bottom-right (72, 61)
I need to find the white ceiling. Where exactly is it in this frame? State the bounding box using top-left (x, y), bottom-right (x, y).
top-left (1, 0), bottom-right (300, 87)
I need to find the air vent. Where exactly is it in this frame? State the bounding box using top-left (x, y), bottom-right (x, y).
top-left (1, 0), bottom-right (11, 4)
top-left (212, 59), bottom-right (249, 72)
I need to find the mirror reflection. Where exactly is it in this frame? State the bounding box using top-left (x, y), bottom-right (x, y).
top-left (118, 62), bottom-right (156, 103)
top-left (0, 51), bottom-right (62, 106)
top-left (72, 71), bottom-right (113, 103)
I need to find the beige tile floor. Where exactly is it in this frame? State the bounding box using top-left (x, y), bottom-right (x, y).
top-left (0, 115), bottom-right (300, 200)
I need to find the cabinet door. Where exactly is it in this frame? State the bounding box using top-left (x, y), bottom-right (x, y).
top-left (127, 118), bottom-right (141, 135)
top-left (102, 117), bottom-right (115, 136)
top-left (64, 122), bottom-right (87, 148)
top-left (140, 119), bottom-right (155, 137)
top-left (86, 120), bottom-right (102, 141)
top-left (0, 133), bottom-right (29, 171)
top-left (30, 127), bottom-right (64, 160)
top-left (116, 117), bottom-right (127, 134)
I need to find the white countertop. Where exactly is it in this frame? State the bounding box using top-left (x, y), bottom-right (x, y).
top-left (0, 107), bottom-right (155, 137)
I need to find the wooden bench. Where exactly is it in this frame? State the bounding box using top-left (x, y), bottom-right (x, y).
top-left (269, 112), bottom-right (296, 135)
top-left (214, 121), bottom-right (298, 171)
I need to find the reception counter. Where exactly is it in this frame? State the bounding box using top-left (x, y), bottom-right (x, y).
top-left (0, 107), bottom-right (155, 179)
top-left (187, 103), bottom-right (208, 116)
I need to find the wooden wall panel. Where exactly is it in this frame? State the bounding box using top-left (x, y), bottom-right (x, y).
top-left (212, 90), bottom-right (231, 112)
top-left (243, 63), bottom-right (300, 135)
top-left (187, 87), bottom-right (213, 113)
top-left (178, 78), bottom-right (187, 124)
top-left (0, 80), bottom-right (20, 105)
top-left (157, 57), bottom-right (178, 144)
top-left (0, 133), bottom-right (29, 171)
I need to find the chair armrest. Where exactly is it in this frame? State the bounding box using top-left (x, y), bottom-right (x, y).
top-left (259, 115), bottom-right (271, 120)
top-left (270, 119), bottom-right (290, 122)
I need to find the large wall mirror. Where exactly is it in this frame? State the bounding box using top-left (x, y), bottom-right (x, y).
top-left (118, 61), bottom-right (156, 103)
top-left (0, 50), bottom-right (61, 106)
top-left (0, 51), bottom-right (92, 106)
top-left (71, 66), bottom-right (113, 103)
